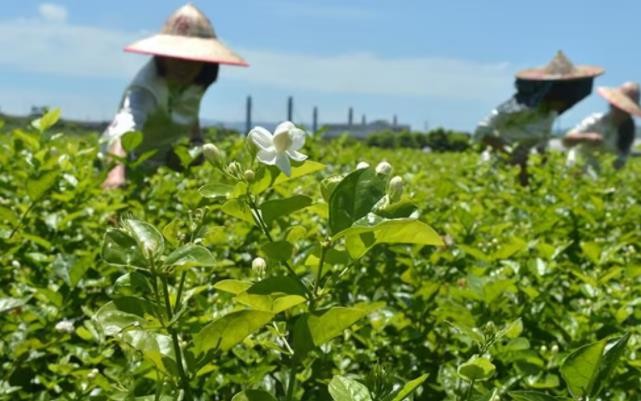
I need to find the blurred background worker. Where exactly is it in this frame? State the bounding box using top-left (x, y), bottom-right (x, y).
top-left (564, 82), bottom-right (641, 176)
top-left (100, 3), bottom-right (248, 188)
top-left (474, 51), bottom-right (604, 185)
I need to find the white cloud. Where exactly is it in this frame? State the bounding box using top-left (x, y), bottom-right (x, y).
top-left (38, 3), bottom-right (68, 23)
top-left (0, 11), bottom-right (517, 128)
top-left (229, 50), bottom-right (512, 101)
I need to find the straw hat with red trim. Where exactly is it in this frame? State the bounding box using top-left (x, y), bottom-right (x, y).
top-left (124, 3), bottom-right (248, 67)
top-left (516, 51), bottom-right (603, 81)
top-left (598, 82), bottom-right (641, 117)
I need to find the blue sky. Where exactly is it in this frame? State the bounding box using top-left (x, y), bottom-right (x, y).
top-left (0, 1), bottom-right (639, 131)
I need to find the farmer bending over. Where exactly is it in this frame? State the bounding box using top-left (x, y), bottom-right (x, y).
top-left (100, 4), bottom-right (247, 188)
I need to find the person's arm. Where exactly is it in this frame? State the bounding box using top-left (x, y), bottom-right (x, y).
top-left (475, 109), bottom-right (510, 153)
top-left (101, 87), bottom-right (156, 188)
top-left (102, 138), bottom-right (127, 188)
top-left (562, 114), bottom-right (603, 148)
top-left (562, 131), bottom-right (603, 148)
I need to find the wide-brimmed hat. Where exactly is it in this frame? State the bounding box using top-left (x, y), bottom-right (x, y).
top-left (598, 82), bottom-right (641, 117)
top-left (516, 51), bottom-right (603, 81)
top-left (124, 3), bottom-right (248, 66)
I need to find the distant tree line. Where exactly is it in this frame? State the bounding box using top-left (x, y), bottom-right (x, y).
top-left (366, 128), bottom-right (471, 151)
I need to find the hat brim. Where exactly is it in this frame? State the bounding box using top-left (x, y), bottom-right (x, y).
top-left (124, 34), bottom-right (249, 66)
top-left (597, 86), bottom-right (641, 117)
top-left (516, 65), bottom-right (604, 81)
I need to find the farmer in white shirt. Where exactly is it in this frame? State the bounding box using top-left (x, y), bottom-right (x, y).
top-left (475, 51), bottom-right (604, 185)
top-left (564, 82), bottom-right (641, 175)
top-left (101, 4), bottom-right (248, 188)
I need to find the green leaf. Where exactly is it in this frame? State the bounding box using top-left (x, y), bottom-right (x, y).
top-left (328, 167), bottom-right (387, 235)
top-left (260, 195), bottom-right (312, 225)
top-left (120, 131), bottom-right (143, 152)
top-left (164, 244), bottom-right (216, 270)
top-left (214, 279), bottom-right (253, 295)
top-left (234, 276), bottom-right (307, 313)
top-left (52, 254), bottom-right (88, 288)
top-left (493, 237), bottom-right (527, 260)
top-left (328, 376), bottom-right (373, 401)
top-left (261, 240), bottom-right (294, 262)
top-left (509, 391), bottom-right (571, 401)
top-left (335, 217), bottom-right (443, 259)
top-left (102, 229), bottom-right (147, 268)
top-left (194, 310), bottom-right (274, 354)
top-left (560, 339), bottom-right (606, 398)
top-left (94, 301), bottom-right (146, 336)
top-left (580, 241), bottom-right (602, 265)
top-left (0, 297), bottom-right (27, 313)
top-left (31, 107), bottom-right (61, 132)
top-left (389, 374), bottom-right (429, 401)
top-left (235, 293), bottom-right (306, 314)
top-left (591, 333), bottom-right (630, 397)
top-left (199, 183), bottom-right (235, 200)
top-left (232, 390), bottom-right (278, 401)
top-left (121, 219), bottom-right (164, 259)
top-left (292, 306), bottom-right (379, 357)
top-left (458, 356), bottom-right (496, 381)
top-left (374, 201), bottom-right (418, 219)
top-left (26, 171), bottom-right (58, 200)
top-left (222, 198), bottom-right (254, 224)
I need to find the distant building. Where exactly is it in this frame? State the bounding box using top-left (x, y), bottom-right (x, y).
top-left (30, 106), bottom-right (49, 117)
top-left (322, 119), bottom-right (410, 139)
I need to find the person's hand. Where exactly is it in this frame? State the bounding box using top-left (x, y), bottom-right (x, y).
top-left (584, 132), bottom-right (603, 144)
top-left (102, 165), bottom-right (126, 189)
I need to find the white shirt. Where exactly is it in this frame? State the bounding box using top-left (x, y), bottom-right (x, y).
top-left (566, 112), bottom-right (628, 170)
top-left (101, 60), bottom-right (205, 163)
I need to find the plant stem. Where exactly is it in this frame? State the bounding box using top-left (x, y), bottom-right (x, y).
top-left (160, 275), bottom-right (193, 401)
top-left (8, 199), bottom-right (38, 239)
top-left (310, 244), bottom-right (328, 311)
top-left (175, 271), bottom-right (187, 312)
top-left (285, 357), bottom-right (297, 401)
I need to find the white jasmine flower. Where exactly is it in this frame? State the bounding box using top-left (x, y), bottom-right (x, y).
top-left (375, 161), bottom-right (393, 175)
top-left (388, 176), bottom-right (403, 202)
top-left (202, 143), bottom-right (224, 165)
top-left (54, 319), bottom-right (74, 334)
top-left (356, 161), bottom-right (370, 170)
top-left (251, 257), bottom-right (267, 276)
top-left (248, 122), bottom-right (307, 176)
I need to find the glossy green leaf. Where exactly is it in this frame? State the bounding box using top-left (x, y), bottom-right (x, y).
top-left (121, 219), bottom-right (164, 259)
top-left (328, 375), bottom-right (373, 401)
top-left (120, 131), bottom-right (143, 152)
top-left (0, 297), bottom-right (27, 313)
top-left (592, 333), bottom-right (630, 397)
top-left (261, 240), bottom-right (294, 262)
top-left (389, 373), bottom-right (429, 401)
top-left (560, 339), bottom-right (606, 398)
top-left (336, 217), bottom-right (443, 259)
top-left (26, 171), bottom-right (58, 200)
top-left (458, 356), bottom-right (496, 381)
top-left (102, 229), bottom-right (147, 268)
top-left (328, 167), bottom-right (387, 235)
top-left (164, 244), bottom-right (216, 269)
top-left (214, 279), bottom-right (253, 295)
top-left (232, 390), bottom-right (278, 401)
top-left (509, 391), bottom-right (571, 401)
top-left (222, 198), bottom-right (254, 224)
top-left (31, 107), bottom-right (61, 132)
top-left (194, 310), bottom-right (274, 354)
top-left (260, 195), bottom-right (312, 225)
top-left (199, 183), bottom-right (235, 200)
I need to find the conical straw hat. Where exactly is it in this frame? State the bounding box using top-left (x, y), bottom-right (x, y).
top-left (124, 3), bottom-right (248, 66)
top-left (516, 51), bottom-right (603, 81)
top-left (598, 82), bottom-right (641, 117)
